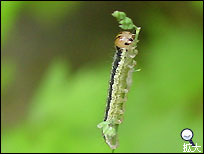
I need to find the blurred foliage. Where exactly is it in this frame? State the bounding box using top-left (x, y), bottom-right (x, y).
top-left (1, 1), bottom-right (203, 153)
top-left (1, 60), bottom-right (16, 94)
top-left (24, 1), bottom-right (80, 27)
top-left (191, 1), bottom-right (203, 13)
top-left (1, 1), bottom-right (22, 45)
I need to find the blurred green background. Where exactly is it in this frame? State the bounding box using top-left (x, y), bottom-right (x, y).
top-left (1, 1), bottom-right (203, 153)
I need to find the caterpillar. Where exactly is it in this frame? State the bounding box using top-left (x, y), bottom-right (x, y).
top-left (97, 31), bottom-right (139, 150)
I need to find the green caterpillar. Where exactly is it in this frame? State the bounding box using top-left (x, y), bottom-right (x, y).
top-left (97, 11), bottom-right (141, 151)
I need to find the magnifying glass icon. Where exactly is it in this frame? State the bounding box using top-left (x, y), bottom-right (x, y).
top-left (181, 128), bottom-right (195, 146)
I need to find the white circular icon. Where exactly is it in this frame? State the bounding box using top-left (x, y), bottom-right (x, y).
top-left (181, 128), bottom-right (194, 141)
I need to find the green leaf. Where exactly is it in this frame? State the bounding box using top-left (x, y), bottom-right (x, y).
top-left (112, 11), bottom-right (126, 21)
top-left (112, 11), bottom-right (138, 30)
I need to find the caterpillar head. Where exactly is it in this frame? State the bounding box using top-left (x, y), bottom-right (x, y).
top-left (114, 31), bottom-right (135, 49)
